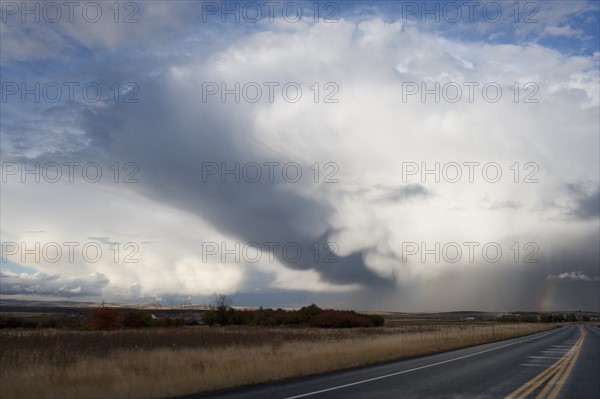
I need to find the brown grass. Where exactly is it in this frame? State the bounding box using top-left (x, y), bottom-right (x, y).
top-left (0, 323), bottom-right (557, 399)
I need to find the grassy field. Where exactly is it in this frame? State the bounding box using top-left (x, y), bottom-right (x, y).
top-left (0, 323), bottom-right (558, 399)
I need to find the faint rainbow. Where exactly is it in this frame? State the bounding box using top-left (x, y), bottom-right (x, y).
top-left (539, 277), bottom-right (557, 311)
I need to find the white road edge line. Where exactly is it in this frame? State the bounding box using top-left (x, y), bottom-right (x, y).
top-left (283, 328), bottom-right (562, 399)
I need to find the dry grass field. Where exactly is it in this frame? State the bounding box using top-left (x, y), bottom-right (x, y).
top-left (0, 323), bottom-right (557, 399)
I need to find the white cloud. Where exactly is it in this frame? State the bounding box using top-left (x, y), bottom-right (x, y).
top-left (547, 271), bottom-right (599, 281)
top-left (0, 269), bottom-right (108, 296)
top-left (543, 25), bottom-right (584, 38)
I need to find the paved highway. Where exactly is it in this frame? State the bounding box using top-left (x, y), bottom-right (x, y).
top-left (180, 325), bottom-right (599, 399)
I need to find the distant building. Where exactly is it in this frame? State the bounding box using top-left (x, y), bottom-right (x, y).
top-left (465, 317), bottom-right (475, 321)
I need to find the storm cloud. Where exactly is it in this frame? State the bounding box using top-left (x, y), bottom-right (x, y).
top-left (1, 1), bottom-right (598, 310)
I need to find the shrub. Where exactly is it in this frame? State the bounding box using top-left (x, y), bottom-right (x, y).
top-left (369, 315), bottom-right (385, 327)
top-left (162, 317), bottom-right (184, 327)
top-left (202, 305), bottom-right (383, 328)
top-left (297, 304), bottom-right (322, 323)
top-left (41, 319), bottom-right (59, 328)
top-left (89, 307), bottom-right (120, 330)
top-left (0, 317), bottom-right (23, 329)
top-left (202, 310), bottom-right (219, 326)
top-left (121, 311), bottom-right (152, 328)
top-left (308, 310), bottom-right (373, 328)
top-left (228, 310), bottom-right (252, 325)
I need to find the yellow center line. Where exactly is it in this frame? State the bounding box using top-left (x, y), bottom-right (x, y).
top-left (505, 327), bottom-right (584, 399)
top-left (545, 328), bottom-right (585, 399)
top-left (534, 329), bottom-right (583, 398)
top-left (505, 354), bottom-right (569, 399)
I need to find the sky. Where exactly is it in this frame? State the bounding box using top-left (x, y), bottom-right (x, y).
top-left (0, 0), bottom-right (599, 312)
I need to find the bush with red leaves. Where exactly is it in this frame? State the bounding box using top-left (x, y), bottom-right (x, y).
top-left (88, 307), bottom-right (120, 330)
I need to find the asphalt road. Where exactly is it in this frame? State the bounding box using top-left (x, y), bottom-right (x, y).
top-left (180, 324), bottom-right (599, 399)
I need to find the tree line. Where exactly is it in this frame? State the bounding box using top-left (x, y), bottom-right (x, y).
top-left (203, 302), bottom-right (385, 328)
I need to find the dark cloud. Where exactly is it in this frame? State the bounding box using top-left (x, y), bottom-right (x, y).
top-left (487, 201), bottom-right (521, 210)
top-left (336, 183), bottom-right (431, 203)
top-left (72, 77), bottom-right (394, 290)
top-left (379, 184), bottom-right (431, 202)
top-left (564, 182), bottom-right (600, 220)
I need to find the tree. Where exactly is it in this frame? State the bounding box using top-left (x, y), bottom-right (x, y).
top-left (297, 304), bottom-right (322, 323)
top-left (211, 294), bottom-right (232, 309)
top-left (204, 294), bottom-right (233, 326)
